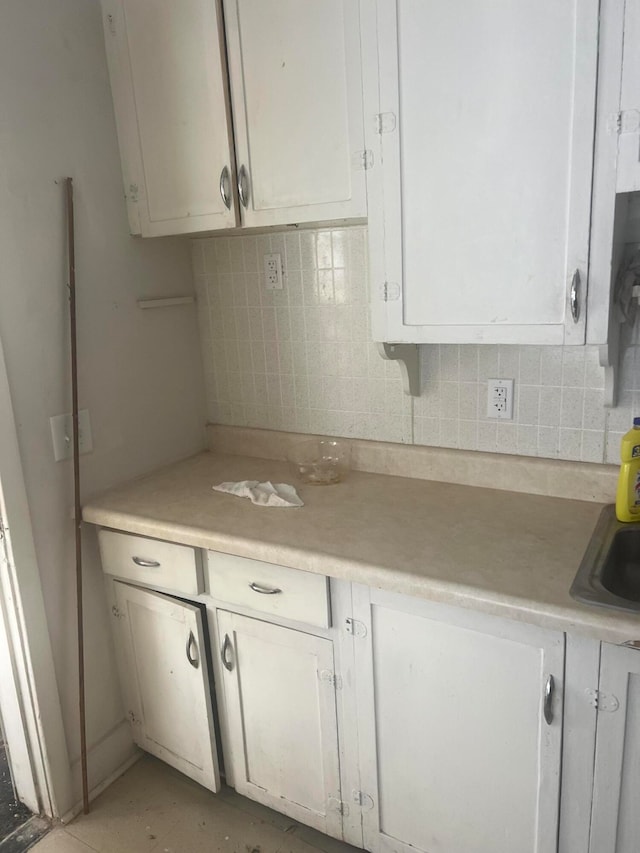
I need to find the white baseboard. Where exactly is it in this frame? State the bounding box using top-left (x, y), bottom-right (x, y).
top-left (61, 719), bottom-right (140, 823)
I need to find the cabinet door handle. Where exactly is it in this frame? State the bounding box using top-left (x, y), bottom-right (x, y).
top-left (221, 633), bottom-right (234, 672)
top-left (219, 165), bottom-right (231, 210)
top-left (132, 557), bottom-right (160, 568)
top-left (186, 630), bottom-right (199, 669)
top-left (543, 674), bottom-right (555, 725)
top-left (570, 269), bottom-right (580, 323)
top-left (249, 582), bottom-right (282, 595)
top-left (622, 640), bottom-right (640, 650)
top-left (237, 164), bottom-right (250, 209)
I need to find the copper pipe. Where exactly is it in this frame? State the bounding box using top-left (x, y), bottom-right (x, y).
top-left (65, 177), bottom-right (89, 814)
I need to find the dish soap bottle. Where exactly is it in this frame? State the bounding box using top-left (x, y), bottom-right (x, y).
top-left (616, 417), bottom-right (640, 521)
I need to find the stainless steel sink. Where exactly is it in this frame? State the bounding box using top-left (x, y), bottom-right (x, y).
top-left (571, 505), bottom-right (640, 614)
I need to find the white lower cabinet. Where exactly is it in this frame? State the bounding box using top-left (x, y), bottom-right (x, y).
top-left (215, 610), bottom-right (343, 839)
top-left (111, 581), bottom-right (221, 791)
top-left (589, 643), bottom-right (640, 853)
top-left (350, 586), bottom-right (565, 853)
top-left (100, 532), bottom-right (639, 853)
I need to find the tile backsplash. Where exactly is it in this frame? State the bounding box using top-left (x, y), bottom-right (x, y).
top-left (192, 226), bottom-right (640, 465)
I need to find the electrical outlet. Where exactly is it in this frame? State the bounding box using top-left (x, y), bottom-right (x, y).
top-left (50, 409), bottom-right (93, 462)
top-left (487, 379), bottom-right (514, 420)
top-left (263, 253), bottom-right (284, 290)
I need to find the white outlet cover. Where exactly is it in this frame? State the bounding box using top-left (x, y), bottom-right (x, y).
top-left (263, 252), bottom-right (283, 290)
top-left (50, 409), bottom-right (93, 462)
top-left (487, 379), bottom-right (514, 420)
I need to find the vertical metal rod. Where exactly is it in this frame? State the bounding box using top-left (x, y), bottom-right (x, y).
top-left (65, 177), bottom-right (89, 815)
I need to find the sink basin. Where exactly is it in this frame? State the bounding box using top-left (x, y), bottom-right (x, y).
top-left (571, 505), bottom-right (640, 614)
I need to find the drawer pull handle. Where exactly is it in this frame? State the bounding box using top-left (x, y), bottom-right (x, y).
top-left (221, 633), bottom-right (234, 672)
top-left (543, 674), bottom-right (555, 725)
top-left (249, 582), bottom-right (282, 595)
top-left (132, 557), bottom-right (160, 568)
top-left (186, 630), bottom-right (199, 669)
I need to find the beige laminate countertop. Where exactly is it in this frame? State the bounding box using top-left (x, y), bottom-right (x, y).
top-left (82, 450), bottom-right (640, 644)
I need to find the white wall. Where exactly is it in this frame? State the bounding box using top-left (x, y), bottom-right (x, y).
top-left (0, 0), bottom-right (206, 811)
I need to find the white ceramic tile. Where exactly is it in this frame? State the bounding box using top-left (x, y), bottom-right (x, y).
top-left (498, 345), bottom-right (519, 379)
top-left (538, 426), bottom-right (560, 458)
top-left (496, 422), bottom-right (518, 454)
top-left (606, 430), bottom-right (624, 464)
top-left (284, 232), bottom-right (301, 272)
top-left (214, 238), bottom-right (232, 274)
top-left (540, 347), bottom-right (563, 386)
top-left (559, 427), bottom-right (582, 461)
top-left (539, 386), bottom-right (562, 428)
top-left (583, 388), bottom-right (607, 431)
top-left (299, 231), bottom-right (316, 270)
top-left (440, 419), bottom-right (460, 448)
top-left (316, 231), bottom-right (332, 269)
top-left (458, 419), bottom-right (478, 450)
top-left (560, 387), bottom-right (585, 429)
top-left (478, 344), bottom-right (499, 378)
top-left (191, 240), bottom-right (205, 276)
top-left (459, 382), bottom-right (479, 420)
top-left (439, 345), bottom-right (460, 381)
top-left (477, 422), bottom-right (497, 452)
top-left (581, 430), bottom-right (605, 464)
top-left (418, 416), bottom-right (441, 445)
top-left (562, 348), bottom-right (586, 388)
top-left (459, 346), bottom-right (479, 382)
top-left (519, 347), bottom-right (542, 385)
top-left (518, 386), bottom-right (541, 426)
top-left (517, 425), bottom-right (538, 455)
top-left (584, 346), bottom-right (605, 390)
top-left (440, 381), bottom-right (459, 419)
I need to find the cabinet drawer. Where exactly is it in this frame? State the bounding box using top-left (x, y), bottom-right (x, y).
top-left (207, 551), bottom-right (330, 628)
top-left (98, 530), bottom-right (202, 596)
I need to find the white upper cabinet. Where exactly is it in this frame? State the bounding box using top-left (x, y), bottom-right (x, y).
top-left (362, 0), bottom-right (599, 345)
top-left (223, 0), bottom-right (367, 228)
top-left (102, 0), bottom-right (366, 236)
top-left (617, 0), bottom-right (640, 193)
top-left (102, 0), bottom-right (237, 237)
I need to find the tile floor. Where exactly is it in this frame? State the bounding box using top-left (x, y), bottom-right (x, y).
top-left (32, 756), bottom-right (356, 853)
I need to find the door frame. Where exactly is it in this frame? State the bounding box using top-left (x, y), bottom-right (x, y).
top-left (0, 333), bottom-right (72, 817)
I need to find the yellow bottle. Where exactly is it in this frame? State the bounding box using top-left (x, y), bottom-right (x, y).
top-left (616, 417), bottom-right (640, 522)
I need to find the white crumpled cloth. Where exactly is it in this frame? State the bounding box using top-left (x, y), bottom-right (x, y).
top-left (212, 480), bottom-right (304, 507)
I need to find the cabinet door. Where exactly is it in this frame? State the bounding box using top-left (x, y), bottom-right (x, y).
top-left (363, 0), bottom-right (598, 345)
top-left (101, 0), bottom-right (237, 236)
top-left (352, 587), bottom-right (564, 853)
top-left (589, 643), bottom-right (640, 853)
top-left (216, 611), bottom-right (342, 839)
top-left (112, 581), bottom-right (221, 791)
top-left (223, 0), bottom-right (367, 227)
top-left (617, 0), bottom-right (640, 192)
